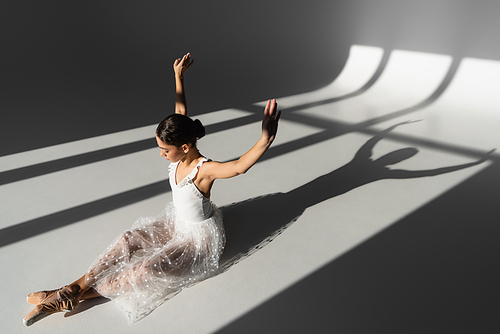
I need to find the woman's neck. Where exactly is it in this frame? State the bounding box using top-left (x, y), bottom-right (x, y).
top-left (179, 148), bottom-right (202, 166)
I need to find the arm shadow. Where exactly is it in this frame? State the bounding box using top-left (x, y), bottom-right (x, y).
top-left (218, 121), bottom-right (494, 272)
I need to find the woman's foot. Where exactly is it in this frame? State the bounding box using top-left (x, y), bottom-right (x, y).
top-left (23, 296), bottom-right (78, 326)
top-left (27, 285), bottom-right (81, 304)
top-left (23, 286), bottom-right (80, 326)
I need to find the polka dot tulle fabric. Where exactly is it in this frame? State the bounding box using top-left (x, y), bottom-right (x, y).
top-left (86, 203), bottom-right (224, 323)
top-left (85, 159), bottom-right (225, 324)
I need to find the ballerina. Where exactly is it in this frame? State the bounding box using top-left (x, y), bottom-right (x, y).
top-left (24, 52), bottom-right (281, 326)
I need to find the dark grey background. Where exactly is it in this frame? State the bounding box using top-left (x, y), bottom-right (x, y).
top-left (2, 0), bottom-right (500, 156)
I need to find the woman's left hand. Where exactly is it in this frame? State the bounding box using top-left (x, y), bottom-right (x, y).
top-left (262, 99), bottom-right (281, 143)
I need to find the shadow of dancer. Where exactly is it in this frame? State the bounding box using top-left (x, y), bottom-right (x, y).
top-left (219, 121), bottom-right (494, 271)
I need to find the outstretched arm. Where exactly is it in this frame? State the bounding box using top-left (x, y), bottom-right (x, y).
top-left (203, 99), bottom-right (282, 179)
top-left (173, 52), bottom-right (194, 115)
top-left (388, 149), bottom-right (496, 179)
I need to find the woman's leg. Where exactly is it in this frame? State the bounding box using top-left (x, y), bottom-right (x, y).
top-left (80, 287), bottom-right (102, 300)
top-left (26, 231), bottom-right (133, 306)
top-left (23, 233), bottom-right (132, 326)
top-left (24, 222), bottom-right (175, 325)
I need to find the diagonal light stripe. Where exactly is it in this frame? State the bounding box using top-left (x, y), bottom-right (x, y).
top-left (293, 49), bottom-right (453, 124)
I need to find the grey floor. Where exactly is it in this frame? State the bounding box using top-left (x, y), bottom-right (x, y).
top-left (2, 45), bottom-right (500, 333)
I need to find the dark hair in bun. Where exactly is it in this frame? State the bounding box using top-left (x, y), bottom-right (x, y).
top-left (156, 114), bottom-right (206, 147)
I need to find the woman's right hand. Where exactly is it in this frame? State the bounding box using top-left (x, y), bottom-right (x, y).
top-left (173, 53), bottom-right (194, 78)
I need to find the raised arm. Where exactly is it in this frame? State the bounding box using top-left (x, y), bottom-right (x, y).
top-left (173, 53), bottom-right (194, 116)
top-left (353, 120), bottom-right (421, 161)
top-left (203, 99), bottom-right (281, 180)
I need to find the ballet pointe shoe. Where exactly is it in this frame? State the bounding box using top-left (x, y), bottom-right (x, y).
top-left (23, 287), bottom-right (79, 326)
top-left (27, 287), bottom-right (62, 305)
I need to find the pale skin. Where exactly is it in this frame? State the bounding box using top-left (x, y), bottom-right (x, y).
top-left (156, 99), bottom-right (280, 197)
top-left (164, 52), bottom-right (281, 198)
top-left (173, 52), bottom-right (193, 116)
top-left (24, 53), bottom-right (281, 323)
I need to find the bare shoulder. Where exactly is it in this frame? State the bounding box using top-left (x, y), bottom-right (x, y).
top-left (199, 160), bottom-right (238, 181)
top-left (199, 158), bottom-right (242, 181)
top-left (199, 160), bottom-right (222, 177)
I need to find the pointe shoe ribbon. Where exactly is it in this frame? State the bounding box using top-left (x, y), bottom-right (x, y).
top-left (26, 288), bottom-right (61, 305)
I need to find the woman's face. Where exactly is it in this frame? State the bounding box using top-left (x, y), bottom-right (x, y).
top-left (155, 136), bottom-right (185, 162)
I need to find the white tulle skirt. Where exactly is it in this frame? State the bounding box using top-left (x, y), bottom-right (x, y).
top-left (85, 202), bottom-right (225, 324)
